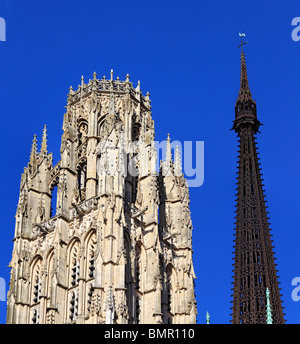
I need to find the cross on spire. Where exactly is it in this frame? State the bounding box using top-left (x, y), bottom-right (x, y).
top-left (238, 32), bottom-right (247, 51)
top-left (231, 38), bottom-right (285, 323)
top-left (235, 32), bottom-right (254, 106)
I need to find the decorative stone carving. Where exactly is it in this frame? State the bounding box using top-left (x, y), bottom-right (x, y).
top-left (7, 72), bottom-right (197, 325)
top-left (105, 286), bottom-right (115, 324)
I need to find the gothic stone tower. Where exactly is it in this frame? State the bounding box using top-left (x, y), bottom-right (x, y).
top-left (6, 71), bottom-right (197, 324)
top-left (231, 44), bottom-right (285, 324)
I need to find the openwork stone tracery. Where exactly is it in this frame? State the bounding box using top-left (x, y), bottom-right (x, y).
top-left (7, 71), bottom-right (197, 324)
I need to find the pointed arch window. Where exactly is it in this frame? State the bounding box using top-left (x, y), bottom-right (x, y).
top-left (46, 252), bottom-right (57, 315)
top-left (69, 241), bottom-right (81, 288)
top-left (87, 232), bottom-right (96, 280)
top-left (69, 291), bottom-right (79, 322)
top-left (33, 277), bottom-right (42, 304)
top-left (87, 283), bottom-right (94, 313)
top-left (30, 258), bottom-right (42, 324)
top-left (32, 308), bottom-right (40, 324)
top-left (32, 259), bottom-right (42, 305)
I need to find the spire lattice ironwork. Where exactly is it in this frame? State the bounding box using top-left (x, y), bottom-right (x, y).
top-left (231, 36), bottom-right (285, 324)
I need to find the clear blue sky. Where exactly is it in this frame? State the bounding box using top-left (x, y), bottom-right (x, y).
top-left (1, 0), bottom-right (300, 324)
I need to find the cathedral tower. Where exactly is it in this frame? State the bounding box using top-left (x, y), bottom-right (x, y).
top-left (6, 71), bottom-right (197, 324)
top-left (231, 41), bottom-right (285, 324)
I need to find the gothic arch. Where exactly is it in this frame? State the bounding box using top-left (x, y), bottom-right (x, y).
top-left (28, 256), bottom-right (43, 323)
top-left (85, 230), bottom-right (97, 280)
top-left (46, 249), bottom-right (55, 278)
top-left (46, 250), bottom-right (55, 308)
top-left (49, 176), bottom-right (59, 217)
top-left (83, 228), bottom-right (96, 244)
top-left (29, 254), bottom-right (43, 272)
top-left (65, 239), bottom-right (81, 323)
top-left (66, 238), bottom-right (81, 288)
top-left (97, 116), bottom-right (106, 136)
top-left (83, 230), bottom-right (97, 317)
top-left (132, 122), bottom-right (141, 142)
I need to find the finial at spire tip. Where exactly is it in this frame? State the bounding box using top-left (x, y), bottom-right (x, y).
top-left (29, 134), bottom-right (38, 165)
top-left (238, 32), bottom-right (247, 51)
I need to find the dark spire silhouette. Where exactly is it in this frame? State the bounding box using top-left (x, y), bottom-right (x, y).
top-left (231, 38), bottom-right (285, 324)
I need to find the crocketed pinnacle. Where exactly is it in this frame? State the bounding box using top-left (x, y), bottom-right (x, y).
top-left (41, 125), bottom-right (48, 154)
top-left (29, 134), bottom-right (37, 166)
top-left (160, 134), bottom-right (173, 176)
top-left (165, 133), bottom-right (172, 164)
top-left (174, 145), bottom-right (182, 176)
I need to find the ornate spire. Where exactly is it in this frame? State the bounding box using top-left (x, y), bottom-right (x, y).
top-left (174, 145), bottom-right (182, 176)
top-left (233, 34), bottom-right (259, 133)
top-left (237, 48), bottom-right (253, 103)
top-left (29, 134), bottom-right (37, 166)
top-left (166, 133), bottom-right (172, 163)
top-left (161, 133), bottom-right (172, 176)
top-left (237, 33), bottom-right (252, 103)
top-left (160, 134), bottom-right (173, 176)
top-left (231, 38), bottom-right (285, 324)
top-left (41, 125), bottom-right (48, 154)
top-left (136, 80), bottom-right (141, 92)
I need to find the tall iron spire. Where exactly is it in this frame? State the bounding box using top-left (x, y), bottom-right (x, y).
top-left (237, 35), bottom-right (252, 103)
top-left (231, 36), bottom-right (285, 324)
top-left (233, 33), bottom-right (260, 133)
